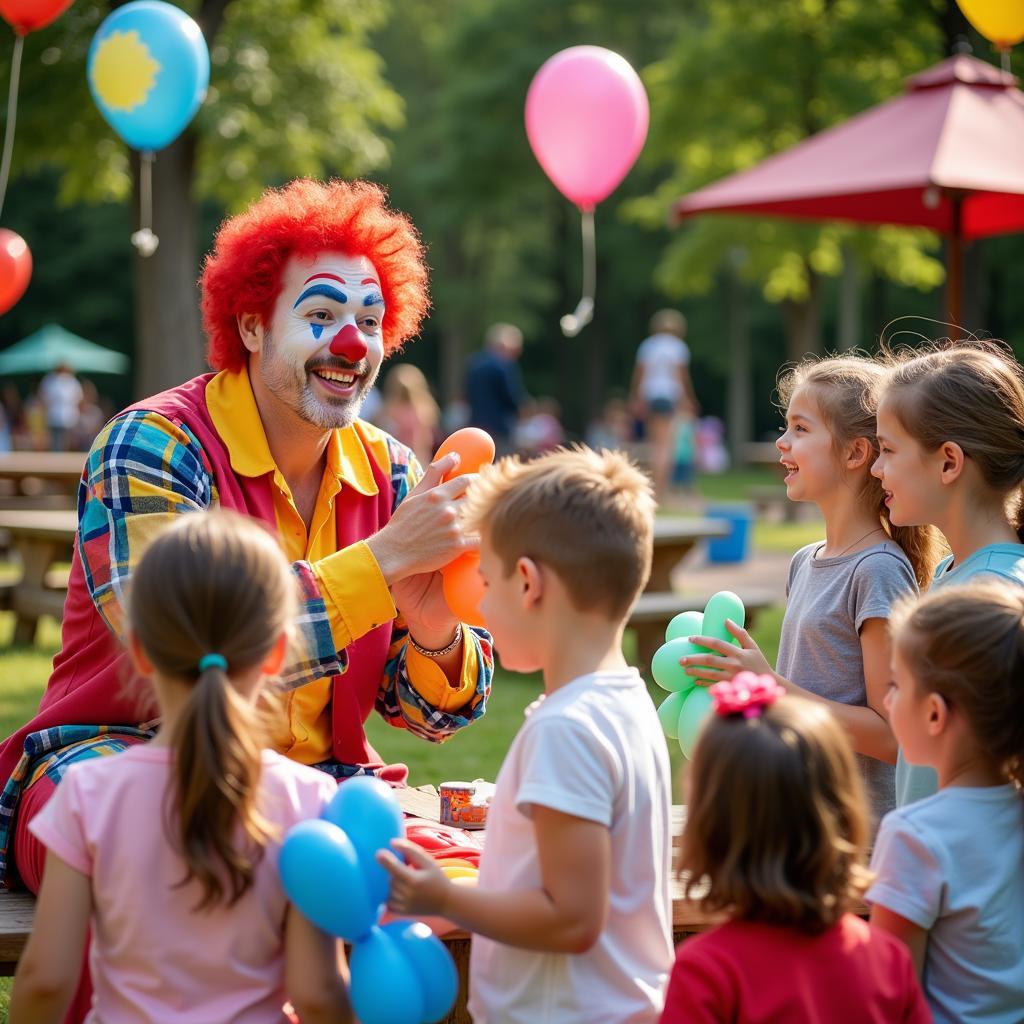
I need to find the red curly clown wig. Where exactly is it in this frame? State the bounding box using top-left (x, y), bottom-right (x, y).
top-left (200, 179), bottom-right (430, 372)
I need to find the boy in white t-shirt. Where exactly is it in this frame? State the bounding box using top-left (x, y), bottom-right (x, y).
top-left (380, 447), bottom-right (673, 1024)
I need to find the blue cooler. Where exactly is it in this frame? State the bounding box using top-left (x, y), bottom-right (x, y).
top-left (707, 504), bottom-right (753, 564)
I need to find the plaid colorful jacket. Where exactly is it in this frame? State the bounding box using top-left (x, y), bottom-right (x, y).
top-left (0, 372), bottom-right (492, 882)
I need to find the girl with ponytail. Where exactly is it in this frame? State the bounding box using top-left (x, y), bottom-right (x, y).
top-left (873, 339), bottom-right (1024, 807)
top-left (11, 512), bottom-right (351, 1024)
top-left (680, 354), bottom-right (941, 830)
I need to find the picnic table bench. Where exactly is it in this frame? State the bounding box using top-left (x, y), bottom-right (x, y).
top-left (648, 517), bottom-right (730, 592)
top-left (0, 510), bottom-right (77, 645)
top-left (0, 452), bottom-right (86, 496)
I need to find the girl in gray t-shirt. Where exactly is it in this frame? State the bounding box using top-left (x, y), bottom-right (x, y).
top-left (680, 355), bottom-right (937, 829)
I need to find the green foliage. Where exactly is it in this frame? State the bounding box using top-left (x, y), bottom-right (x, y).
top-left (630, 0), bottom-right (948, 303)
top-left (1, 0), bottom-right (402, 209)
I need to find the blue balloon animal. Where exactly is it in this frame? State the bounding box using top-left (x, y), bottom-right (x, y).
top-left (279, 776), bottom-right (458, 1024)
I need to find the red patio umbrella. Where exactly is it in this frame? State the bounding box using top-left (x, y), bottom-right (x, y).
top-left (672, 55), bottom-right (1024, 326)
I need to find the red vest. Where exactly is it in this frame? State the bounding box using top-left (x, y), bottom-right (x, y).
top-left (0, 374), bottom-right (404, 791)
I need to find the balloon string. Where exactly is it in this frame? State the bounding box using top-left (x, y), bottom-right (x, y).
top-left (131, 151), bottom-right (159, 256)
top-left (1000, 48), bottom-right (1011, 75)
top-left (141, 151), bottom-right (153, 231)
top-left (560, 207), bottom-right (595, 337)
top-left (0, 34), bottom-right (25, 223)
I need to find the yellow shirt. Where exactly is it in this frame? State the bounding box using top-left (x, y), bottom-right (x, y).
top-left (206, 368), bottom-right (478, 764)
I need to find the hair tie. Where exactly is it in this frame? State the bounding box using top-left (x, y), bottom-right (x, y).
top-left (198, 653), bottom-right (228, 673)
top-left (710, 671), bottom-right (785, 719)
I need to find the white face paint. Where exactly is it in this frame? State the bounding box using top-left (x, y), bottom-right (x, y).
top-left (257, 251), bottom-right (386, 430)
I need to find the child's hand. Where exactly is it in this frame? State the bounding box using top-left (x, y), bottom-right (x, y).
top-left (377, 839), bottom-right (452, 917)
top-left (679, 619), bottom-right (773, 682)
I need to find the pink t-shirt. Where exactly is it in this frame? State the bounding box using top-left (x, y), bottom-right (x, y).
top-left (30, 745), bottom-right (338, 1024)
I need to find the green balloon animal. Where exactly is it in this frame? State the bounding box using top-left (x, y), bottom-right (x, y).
top-left (652, 591), bottom-right (745, 758)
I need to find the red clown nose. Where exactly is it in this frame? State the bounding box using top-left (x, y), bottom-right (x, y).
top-left (329, 324), bottom-right (368, 362)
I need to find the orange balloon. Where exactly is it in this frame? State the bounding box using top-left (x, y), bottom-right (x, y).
top-left (433, 427), bottom-right (496, 481)
top-left (0, 229), bottom-right (32, 315)
top-left (442, 551), bottom-right (486, 626)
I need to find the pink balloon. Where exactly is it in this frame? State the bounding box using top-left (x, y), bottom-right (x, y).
top-left (525, 46), bottom-right (649, 211)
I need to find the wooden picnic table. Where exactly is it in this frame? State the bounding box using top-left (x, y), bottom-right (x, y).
top-left (0, 452), bottom-right (87, 494)
top-left (0, 804), bottom-right (718, 1013)
top-left (0, 799), bottom-right (866, 1024)
top-left (649, 516), bottom-right (730, 592)
top-left (0, 509), bottom-right (77, 645)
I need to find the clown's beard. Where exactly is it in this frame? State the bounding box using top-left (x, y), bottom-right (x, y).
top-left (259, 329), bottom-right (379, 431)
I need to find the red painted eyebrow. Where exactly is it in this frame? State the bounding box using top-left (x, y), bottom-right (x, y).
top-left (303, 273), bottom-right (347, 285)
top-left (361, 278), bottom-right (379, 286)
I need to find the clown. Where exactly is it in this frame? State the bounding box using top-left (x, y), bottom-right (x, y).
top-left (0, 181), bottom-right (493, 919)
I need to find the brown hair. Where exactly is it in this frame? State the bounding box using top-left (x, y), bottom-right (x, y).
top-left (882, 340), bottom-right (1024, 542)
top-left (679, 696), bottom-right (871, 934)
top-left (891, 581), bottom-right (1024, 788)
top-left (128, 511), bottom-right (296, 910)
top-left (462, 446), bottom-right (655, 620)
top-left (777, 354), bottom-right (943, 587)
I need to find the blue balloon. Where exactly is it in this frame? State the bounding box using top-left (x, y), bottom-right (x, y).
top-left (323, 776), bottom-right (404, 911)
top-left (381, 921), bottom-right (458, 1023)
top-left (350, 926), bottom-right (425, 1024)
top-left (278, 819), bottom-right (376, 941)
top-left (87, 1), bottom-right (210, 152)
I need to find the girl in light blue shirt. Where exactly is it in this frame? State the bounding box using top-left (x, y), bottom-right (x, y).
top-left (873, 339), bottom-right (1024, 805)
top-left (869, 582), bottom-right (1024, 1024)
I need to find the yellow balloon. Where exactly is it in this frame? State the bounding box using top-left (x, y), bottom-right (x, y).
top-left (957, 0), bottom-right (1024, 48)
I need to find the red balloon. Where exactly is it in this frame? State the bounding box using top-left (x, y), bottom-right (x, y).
top-left (0, 0), bottom-right (74, 35)
top-left (0, 229), bottom-right (31, 315)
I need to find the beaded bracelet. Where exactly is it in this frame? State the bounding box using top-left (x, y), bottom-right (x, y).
top-left (408, 623), bottom-right (463, 658)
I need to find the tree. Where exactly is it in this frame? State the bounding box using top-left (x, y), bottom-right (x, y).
top-left (2, 0), bottom-right (401, 394)
top-left (629, 0), bottom-right (950, 361)
top-left (374, 0), bottom-right (682, 428)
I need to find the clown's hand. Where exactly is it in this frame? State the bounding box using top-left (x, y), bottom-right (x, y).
top-left (367, 452), bottom-right (479, 585)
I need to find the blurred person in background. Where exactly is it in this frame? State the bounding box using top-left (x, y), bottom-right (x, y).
top-left (516, 397), bottom-right (564, 456)
top-left (379, 362), bottom-right (441, 466)
top-left (465, 322), bottom-right (526, 456)
top-left (630, 309), bottom-right (699, 500)
top-left (71, 380), bottom-right (107, 452)
top-left (39, 363), bottom-right (83, 451)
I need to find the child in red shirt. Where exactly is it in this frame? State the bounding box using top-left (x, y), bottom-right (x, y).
top-left (660, 675), bottom-right (930, 1024)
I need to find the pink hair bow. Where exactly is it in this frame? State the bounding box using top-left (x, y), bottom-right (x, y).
top-left (710, 672), bottom-right (784, 719)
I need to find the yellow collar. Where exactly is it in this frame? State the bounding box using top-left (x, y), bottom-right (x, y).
top-left (205, 368), bottom-right (378, 496)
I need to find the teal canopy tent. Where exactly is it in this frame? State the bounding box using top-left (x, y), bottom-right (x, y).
top-left (0, 324), bottom-right (129, 375)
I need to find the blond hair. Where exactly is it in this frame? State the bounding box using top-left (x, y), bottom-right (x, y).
top-left (891, 581), bottom-right (1024, 788)
top-left (383, 363), bottom-right (440, 428)
top-left (777, 353), bottom-right (943, 587)
top-left (882, 340), bottom-right (1024, 541)
top-left (680, 696), bottom-right (871, 934)
top-left (650, 308), bottom-right (687, 336)
top-left (128, 511), bottom-right (296, 910)
top-left (463, 446), bottom-right (654, 620)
